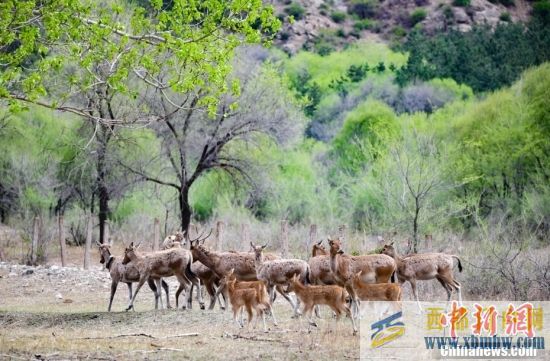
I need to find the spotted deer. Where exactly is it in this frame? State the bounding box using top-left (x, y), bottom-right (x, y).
top-left (122, 242), bottom-right (202, 311)
top-left (328, 237), bottom-right (396, 317)
top-left (287, 274), bottom-right (357, 334)
top-left (381, 242), bottom-right (463, 311)
top-left (97, 242), bottom-right (169, 311)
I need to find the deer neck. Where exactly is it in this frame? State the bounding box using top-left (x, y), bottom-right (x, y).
top-left (194, 248), bottom-right (220, 272)
top-left (329, 250), bottom-right (339, 274)
top-left (291, 281), bottom-right (305, 296)
top-left (105, 255), bottom-right (115, 270)
top-left (254, 252), bottom-right (264, 272)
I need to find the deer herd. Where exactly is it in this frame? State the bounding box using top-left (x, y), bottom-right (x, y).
top-left (97, 230), bottom-right (463, 335)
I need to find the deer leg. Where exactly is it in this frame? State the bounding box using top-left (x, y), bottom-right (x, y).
top-left (126, 282), bottom-right (133, 304)
top-left (126, 277), bottom-right (147, 311)
top-left (314, 305), bottom-right (322, 318)
top-left (147, 278), bottom-right (160, 310)
top-left (175, 283), bottom-right (185, 309)
top-left (108, 281), bottom-right (118, 312)
top-left (205, 280), bottom-right (217, 311)
top-left (276, 286), bottom-right (299, 317)
top-left (343, 304), bottom-right (357, 335)
top-left (175, 274), bottom-right (192, 310)
top-left (214, 283), bottom-right (227, 311)
top-left (245, 304), bottom-right (253, 329)
top-left (435, 276), bottom-right (452, 303)
top-left (195, 279), bottom-right (205, 310)
top-left (233, 306), bottom-right (243, 328)
top-left (161, 279), bottom-right (171, 309)
top-left (409, 279), bottom-right (422, 313)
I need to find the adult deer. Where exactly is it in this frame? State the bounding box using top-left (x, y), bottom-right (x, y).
top-left (328, 237), bottom-right (396, 317)
top-left (122, 242), bottom-right (202, 311)
top-left (162, 233), bottom-right (225, 310)
top-left (251, 242), bottom-right (311, 319)
top-left (381, 242), bottom-right (463, 311)
top-left (308, 240), bottom-right (336, 318)
top-left (187, 235), bottom-right (295, 317)
top-left (97, 242), bottom-right (169, 311)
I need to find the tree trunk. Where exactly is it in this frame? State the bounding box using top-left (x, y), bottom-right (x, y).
top-left (178, 186), bottom-right (192, 232)
top-left (413, 197), bottom-right (420, 253)
top-left (96, 138), bottom-right (110, 244)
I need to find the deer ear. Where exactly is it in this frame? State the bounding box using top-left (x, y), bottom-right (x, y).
top-left (129, 242), bottom-right (134, 248)
top-left (389, 241), bottom-right (394, 246)
top-left (250, 242), bottom-right (255, 249)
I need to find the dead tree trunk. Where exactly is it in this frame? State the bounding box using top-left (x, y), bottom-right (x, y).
top-left (58, 215), bottom-right (67, 267)
top-left (84, 214), bottom-right (93, 270)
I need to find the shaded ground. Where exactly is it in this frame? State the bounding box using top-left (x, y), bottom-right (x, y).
top-left (0, 262), bottom-right (359, 360)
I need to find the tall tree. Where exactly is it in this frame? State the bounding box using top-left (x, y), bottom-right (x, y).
top-left (125, 49), bottom-right (303, 230)
top-left (1, 0), bottom-right (279, 241)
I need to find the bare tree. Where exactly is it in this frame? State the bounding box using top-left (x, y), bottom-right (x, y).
top-left (379, 127), bottom-right (447, 252)
top-left (125, 48), bottom-right (303, 230)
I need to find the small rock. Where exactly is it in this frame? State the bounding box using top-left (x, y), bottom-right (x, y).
top-left (50, 265), bottom-right (60, 271)
top-left (55, 293), bottom-right (63, 300)
top-left (23, 269), bottom-right (34, 276)
top-left (8, 272), bottom-right (17, 277)
top-left (63, 299), bottom-right (73, 303)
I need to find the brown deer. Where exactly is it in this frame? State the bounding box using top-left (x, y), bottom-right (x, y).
top-left (122, 242), bottom-right (202, 311)
top-left (162, 235), bottom-right (224, 310)
top-left (188, 237), bottom-right (296, 317)
top-left (328, 237), bottom-right (396, 316)
top-left (223, 271), bottom-right (269, 331)
top-left (97, 243), bottom-right (169, 311)
top-left (381, 242), bottom-right (463, 311)
top-left (308, 240), bottom-right (337, 318)
top-left (287, 274), bottom-right (357, 334)
top-left (348, 270), bottom-right (402, 302)
top-left (251, 242), bottom-right (311, 319)
top-left (220, 269), bottom-right (273, 330)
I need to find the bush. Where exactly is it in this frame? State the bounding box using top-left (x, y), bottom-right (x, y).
top-left (410, 8), bottom-right (427, 26)
top-left (393, 26), bottom-right (407, 38)
top-left (500, 12), bottom-right (511, 22)
top-left (348, 0), bottom-right (379, 19)
top-left (453, 0), bottom-right (471, 6)
top-left (336, 28), bottom-right (346, 37)
top-left (353, 19), bottom-right (375, 30)
top-left (331, 11), bottom-right (346, 23)
top-left (285, 2), bottom-right (305, 20)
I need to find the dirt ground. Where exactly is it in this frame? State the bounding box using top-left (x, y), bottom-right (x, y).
top-left (0, 261), bottom-right (360, 360)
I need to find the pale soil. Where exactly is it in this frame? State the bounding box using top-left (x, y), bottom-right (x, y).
top-left (0, 261), bottom-right (359, 360)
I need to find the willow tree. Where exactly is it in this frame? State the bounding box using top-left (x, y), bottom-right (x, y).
top-left (1, 0), bottom-right (279, 241)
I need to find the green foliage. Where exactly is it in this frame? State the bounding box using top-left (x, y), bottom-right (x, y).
top-left (1, 0), bottom-right (280, 117)
top-left (399, 20), bottom-right (550, 92)
top-left (453, 0), bottom-right (471, 7)
top-left (348, 0), bottom-right (380, 19)
top-left (332, 100), bottom-right (399, 174)
top-left (500, 12), bottom-right (512, 22)
top-left (353, 19), bottom-right (375, 31)
top-left (331, 11), bottom-right (347, 23)
top-left (285, 2), bottom-right (305, 20)
top-left (410, 8), bottom-right (427, 26)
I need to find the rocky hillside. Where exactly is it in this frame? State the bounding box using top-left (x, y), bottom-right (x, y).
top-left (270, 0), bottom-right (533, 53)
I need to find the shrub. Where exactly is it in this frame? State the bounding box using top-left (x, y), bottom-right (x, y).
top-left (500, 12), bottom-right (511, 22)
top-left (336, 28), bottom-right (346, 38)
top-left (453, 0), bottom-right (471, 6)
top-left (348, 0), bottom-right (379, 19)
top-left (393, 26), bottom-right (407, 38)
top-left (353, 19), bottom-right (374, 30)
top-left (410, 8), bottom-right (427, 26)
top-left (443, 5), bottom-right (454, 19)
top-left (285, 2), bottom-right (305, 20)
top-left (331, 11), bottom-right (347, 23)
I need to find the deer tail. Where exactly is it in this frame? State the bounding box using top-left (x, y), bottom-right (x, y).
top-left (452, 255), bottom-right (463, 272)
